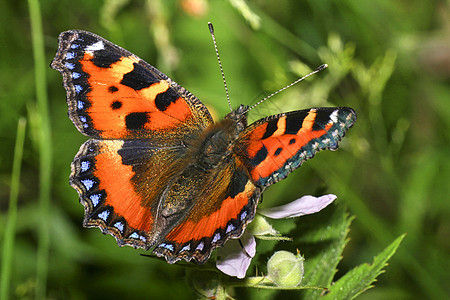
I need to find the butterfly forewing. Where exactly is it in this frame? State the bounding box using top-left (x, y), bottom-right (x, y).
top-left (234, 107), bottom-right (356, 187)
top-left (51, 30), bottom-right (213, 140)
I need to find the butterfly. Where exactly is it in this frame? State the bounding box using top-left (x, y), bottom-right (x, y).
top-left (51, 29), bottom-right (356, 264)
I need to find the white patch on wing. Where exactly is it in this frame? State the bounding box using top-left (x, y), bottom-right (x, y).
top-left (330, 110), bottom-right (339, 123)
top-left (85, 41), bottom-right (105, 52)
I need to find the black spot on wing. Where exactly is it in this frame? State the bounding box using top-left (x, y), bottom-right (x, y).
top-left (261, 119), bottom-right (278, 140)
top-left (91, 50), bottom-right (122, 68)
top-left (285, 111), bottom-right (308, 134)
top-left (125, 112), bottom-right (149, 130)
top-left (111, 101), bottom-right (122, 110)
top-left (312, 109), bottom-right (333, 131)
top-left (108, 85), bottom-right (119, 93)
top-left (155, 88), bottom-right (179, 111)
top-left (121, 62), bottom-right (159, 90)
top-left (274, 147), bottom-right (282, 156)
top-left (250, 145), bottom-right (268, 167)
top-left (118, 140), bottom-right (154, 167)
top-left (228, 167), bottom-right (248, 198)
top-left (289, 138), bottom-right (296, 145)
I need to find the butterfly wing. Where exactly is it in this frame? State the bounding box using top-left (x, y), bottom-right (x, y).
top-left (51, 30), bottom-right (213, 140)
top-left (71, 139), bottom-right (190, 248)
top-left (51, 30), bottom-right (215, 249)
top-left (234, 107), bottom-right (357, 187)
top-left (152, 158), bottom-right (261, 264)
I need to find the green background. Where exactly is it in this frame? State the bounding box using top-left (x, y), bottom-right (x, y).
top-left (1, 0), bottom-right (449, 299)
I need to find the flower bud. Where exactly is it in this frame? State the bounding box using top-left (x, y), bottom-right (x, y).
top-left (267, 250), bottom-right (304, 287)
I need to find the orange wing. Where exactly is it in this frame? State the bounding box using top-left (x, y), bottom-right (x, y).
top-left (52, 30), bottom-right (216, 251)
top-left (51, 30), bottom-right (213, 141)
top-left (153, 157), bottom-right (261, 264)
top-left (71, 138), bottom-right (191, 249)
top-left (234, 107), bottom-right (357, 187)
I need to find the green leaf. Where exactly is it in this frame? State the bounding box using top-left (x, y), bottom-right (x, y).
top-left (323, 234), bottom-right (405, 299)
top-left (299, 204), bottom-right (353, 298)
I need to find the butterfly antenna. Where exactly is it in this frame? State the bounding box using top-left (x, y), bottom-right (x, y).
top-left (246, 64), bottom-right (328, 113)
top-left (208, 22), bottom-right (233, 111)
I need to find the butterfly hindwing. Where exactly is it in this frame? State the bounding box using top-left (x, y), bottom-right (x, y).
top-left (153, 159), bottom-right (261, 263)
top-left (51, 30), bottom-right (213, 140)
top-left (235, 107), bottom-right (356, 187)
top-left (71, 138), bottom-right (191, 248)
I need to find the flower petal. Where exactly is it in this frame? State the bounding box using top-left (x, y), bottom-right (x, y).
top-left (216, 231), bottom-right (256, 278)
top-left (259, 194), bottom-right (337, 219)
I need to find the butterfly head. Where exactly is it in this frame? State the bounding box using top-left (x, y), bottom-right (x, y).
top-left (224, 104), bottom-right (249, 134)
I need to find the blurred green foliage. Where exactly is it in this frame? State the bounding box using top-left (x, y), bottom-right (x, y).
top-left (1, 0), bottom-right (449, 299)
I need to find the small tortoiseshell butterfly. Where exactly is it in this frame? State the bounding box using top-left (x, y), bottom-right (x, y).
top-left (51, 29), bottom-right (356, 264)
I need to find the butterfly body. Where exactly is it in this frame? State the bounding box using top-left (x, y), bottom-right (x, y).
top-left (51, 30), bottom-right (356, 264)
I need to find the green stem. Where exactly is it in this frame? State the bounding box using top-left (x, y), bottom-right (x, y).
top-left (27, 0), bottom-right (52, 299)
top-left (250, 5), bottom-right (318, 61)
top-left (0, 118), bottom-right (27, 300)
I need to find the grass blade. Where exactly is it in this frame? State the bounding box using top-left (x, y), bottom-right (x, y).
top-left (27, 0), bottom-right (52, 299)
top-left (0, 118), bottom-right (27, 300)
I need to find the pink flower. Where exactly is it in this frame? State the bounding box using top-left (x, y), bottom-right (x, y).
top-left (216, 231), bottom-right (256, 279)
top-left (258, 194), bottom-right (337, 219)
top-left (216, 194), bottom-right (337, 278)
